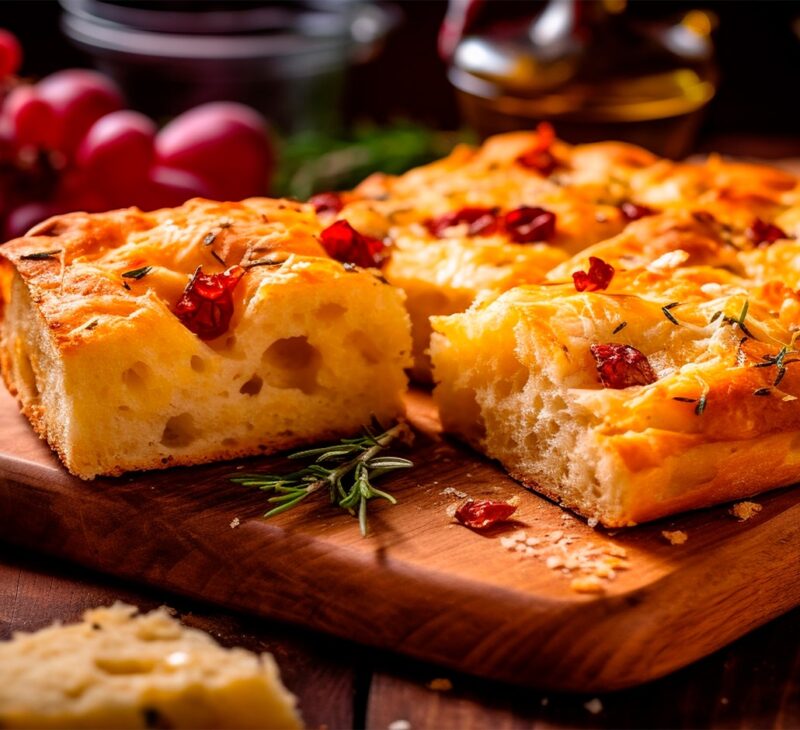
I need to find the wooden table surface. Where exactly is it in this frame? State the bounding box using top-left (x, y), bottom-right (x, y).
top-left (1, 540), bottom-right (798, 730)
top-left (3, 139), bottom-right (800, 728)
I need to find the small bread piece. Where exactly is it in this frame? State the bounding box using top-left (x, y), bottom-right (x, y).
top-left (0, 198), bottom-right (412, 479)
top-left (430, 266), bottom-right (800, 527)
top-left (0, 603), bottom-right (301, 729)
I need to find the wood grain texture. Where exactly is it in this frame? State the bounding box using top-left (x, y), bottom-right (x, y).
top-left (364, 610), bottom-right (800, 730)
top-left (2, 545), bottom-right (799, 730)
top-left (1, 386), bottom-right (799, 691)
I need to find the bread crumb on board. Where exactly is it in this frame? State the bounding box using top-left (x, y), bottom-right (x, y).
top-left (499, 529), bottom-right (630, 593)
top-left (427, 678), bottom-right (453, 692)
top-left (729, 501), bottom-right (762, 521)
top-left (440, 486), bottom-right (468, 499)
top-left (388, 720), bottom-right (412, 730)
top-left (229, 517), bottom-right (241, 529)
top-left (662, 530), bottom-right (688, 545)
top-left (584, 698), bottom-right (603, 714)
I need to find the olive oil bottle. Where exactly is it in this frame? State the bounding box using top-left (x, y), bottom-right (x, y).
top-left (448, 0), bottom-right (718, 157)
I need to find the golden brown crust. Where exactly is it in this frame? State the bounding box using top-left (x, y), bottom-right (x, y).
top-left (0, 198), bottom-right (328, 350)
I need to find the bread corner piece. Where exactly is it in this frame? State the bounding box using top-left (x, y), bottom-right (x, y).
top-left (430, 266), bottom-right (800, 527)
top-left (0, 602), bottom-right (301, 729)
top-left (0, 198), bottom-right (411, 479)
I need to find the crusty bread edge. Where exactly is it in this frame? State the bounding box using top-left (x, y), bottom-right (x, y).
top-left (507, 428), bottom-right (800, 528)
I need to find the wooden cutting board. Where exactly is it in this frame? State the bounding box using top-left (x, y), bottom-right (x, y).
top-left (1, 385), bottom-right (799, 692)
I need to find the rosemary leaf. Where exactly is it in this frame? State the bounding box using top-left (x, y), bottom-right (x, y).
top-left (122, 265), bottom-right (152, 280)
top-left (695, 394), bottom-right (708, 416)
top-left (662, 302), bottom-right (681, 326)
top-left (21, 249), bottom-right (61, 261)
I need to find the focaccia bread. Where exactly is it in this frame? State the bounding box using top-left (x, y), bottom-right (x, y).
top-left (319, 127), bottom-right (800, 381)
top-left (430, 264), bottom-right (800, 528)
top-left (0, 603), bottom-right (301, 729)
top-left (0, 198), bottom-right (412, 479)
top-left (322, 127), bottom-right (656, 379)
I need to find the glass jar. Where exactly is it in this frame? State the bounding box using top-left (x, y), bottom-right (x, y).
top-left (59, 0), bottom-right (399, 134)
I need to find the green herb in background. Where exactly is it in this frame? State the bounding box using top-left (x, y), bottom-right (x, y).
top-left (273, 120), bottom-right (476, 199)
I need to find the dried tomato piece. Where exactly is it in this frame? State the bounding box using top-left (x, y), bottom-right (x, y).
top-left (455, 499), bottom-right (517, 529)
top-left (590, 343), bottom-right (657, 389)
top-left (426, 206), bottom-right (499, 238)
top-left (516, 122), bottom-right (560, 175)
top-left (175, 265), bottom-right (245, 340)
top-left (746, 217), bottom-right (789, 247)
top-left (310, 192), bottom-right (344, 215)
top-left (620, 201), bottom-right (656, 221)
top-left (572, 256), bottom-right (615, 292)
top-left (320, 219), bottom-right (386, 268)
top-left (692, 211), bottom-right (717, 225)
top-left (503, 206), bottom-right (556, 243)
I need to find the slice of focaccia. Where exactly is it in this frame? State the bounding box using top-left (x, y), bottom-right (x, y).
top-left (430, 265), bottom-right (800, 527)
top-left (0, 603), bottom-right (301, 729)
top-left (0, 198), bottom-right (412, 479)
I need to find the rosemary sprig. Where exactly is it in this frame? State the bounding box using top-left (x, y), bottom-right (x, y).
top-left (751, 346), bottom-right (799, 386)
top-left (231, 422), bottom-right (413, 536)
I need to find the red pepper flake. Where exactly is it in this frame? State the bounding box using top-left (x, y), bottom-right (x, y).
top-left (310, 192), bottom-right (344, 215)
top-left (620, 201), bottom-right (656, 221)
top-left (455, 499), bottom-right (517, 529)
top-left (516, 121), bottom-right (560, 176)
top-left (590, 343), bottom-right (657, 389)
top-left (175, 265), bottom-right (245, 340)
top-left (746, 217), bottom-right (789, 247)
top-left (425, 206), bottom-right (499, 238)
top-left (572, 256), bottom-right (615, 292)
top-left (320, 219), bottom-right (387, 268)
top-left (503, 206), bottom-right (557, 243)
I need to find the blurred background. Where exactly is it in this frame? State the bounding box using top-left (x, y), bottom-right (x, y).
top-left (0, 0), bottom-right (798, 237)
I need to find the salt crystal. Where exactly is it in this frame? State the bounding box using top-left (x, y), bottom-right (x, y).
top-left (441, 486), bottom-right (467, 499)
